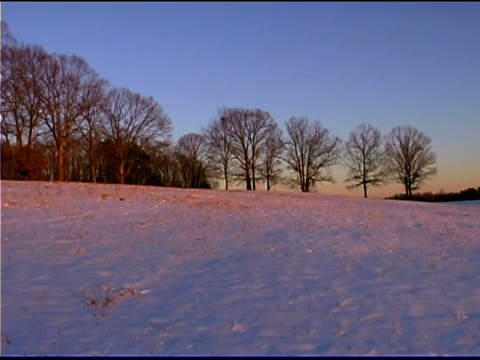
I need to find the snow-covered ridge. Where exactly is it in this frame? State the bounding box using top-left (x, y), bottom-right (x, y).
top-left (1, 181), bottom-right (479, 355)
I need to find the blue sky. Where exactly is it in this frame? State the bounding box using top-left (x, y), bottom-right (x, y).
top-left (3, 2), bottom-right (479, 196)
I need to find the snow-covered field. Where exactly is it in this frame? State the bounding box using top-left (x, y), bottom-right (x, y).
top-left (1, 180), bottom-right (480, 355)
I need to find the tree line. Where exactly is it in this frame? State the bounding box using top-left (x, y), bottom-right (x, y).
top-left (1, 21), bottom-right (438, 198)
top-left (388, 187), bottom-right (480, 203)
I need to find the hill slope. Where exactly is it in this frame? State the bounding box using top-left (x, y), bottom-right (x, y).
top-left (1, 181), bottom-right (480, 355)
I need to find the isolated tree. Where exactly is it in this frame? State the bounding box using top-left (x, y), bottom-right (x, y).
top-left (262, 122), bottom-right (284, 191)
top-left (384, 126), bottom-right (437, 197)
top-left (203, 110), bottom-right (233, 190)
top-left (284, 117), bottom-right (342, 192)
top-left (224, 107), bottom-right (275, 190)
top-left (344, 123), bottom-right (385, 198)
top-left (100, 87), bottom-right (172, 184)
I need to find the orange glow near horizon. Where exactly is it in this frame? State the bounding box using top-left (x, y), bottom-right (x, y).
top-left (220, 164), bottom-right (479, 199)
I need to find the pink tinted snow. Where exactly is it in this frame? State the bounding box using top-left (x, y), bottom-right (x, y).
top-left (1, 180), bottom-right (480, 355)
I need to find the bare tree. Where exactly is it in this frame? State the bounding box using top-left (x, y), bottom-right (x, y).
top-left (224, 108), bottom-right (252, 190)
top-left (175, 133), bottom-right (209, 188)
top-left (261, 122), bottom-right (284, 191)
top-left (1, 21), bottom-right (17, 47)
top-left (100, 87), bottom-right (172, 184)
top-left (248, 109), bottom-right (276, 190)
top-left (203, 109), bottom-right (233, 190)
top-left (149, 143), bottom-right (182, 187)
top-left (384, 126), bottom-right (437, 197)
top-left (1, 43), bottom-right (51, 180)
top-left (344, 123), bottom-right (385, 198)
top-left (77, 80), bottom-right (109, 183)
top-left (38, 53), bottom-right (105, 181)
top-left (224, 107), bottom-right (275, 190)
top-left (1, 44), bottom-right (49, 148)
top-left (284, 117), bottom-right (342, 192)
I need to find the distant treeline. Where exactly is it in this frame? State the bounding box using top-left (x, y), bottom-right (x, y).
top-left (0, 21), bottom-right (442, 198)
top-left (387, 187), bottom-right (480, 203)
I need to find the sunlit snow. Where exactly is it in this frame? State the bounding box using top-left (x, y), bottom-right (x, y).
top-left (1, 181), bottom-right (479, 355)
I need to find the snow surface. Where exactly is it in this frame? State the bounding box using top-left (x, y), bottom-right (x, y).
top-left (449, 200), bottom-right (480, 206)
top-left (1, 180), bottom-right (480, 355)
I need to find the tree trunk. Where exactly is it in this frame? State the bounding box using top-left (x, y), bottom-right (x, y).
top-left (267, 176), bottom-right (271, 191)
top-left (91, 163), bottom-right (97, 183)
top-left (89, 148), bottom-right (97, 183)
top-left (245, 168), bottom-right (252, 190)
top-left (119, 160), bottom-right (125, 184)
top-left (251, 163), bottom-right (256, 191)
top-left (57, 142), bottom-right (65, 181)
top-left (363, 159), bottom-right (367, 198)
top-left (299, 168), bottom-right (305, 192)
top-left (224, 165), bottom-right (228, 190)
top-left (304, 180), bottom-right (310, 193)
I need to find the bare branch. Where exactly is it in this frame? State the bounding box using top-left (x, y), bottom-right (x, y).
top-left (221, 107), bottom-right (276, 191)
top-left (1, 21), bottom-right (18, 47)
top-left (343, 123), bottom-right (385, 198)
top-left (100, 87), bottom-right (172, 184)
top-left (384, 126), bottom-right (437, 197)
top-left (175, 133), bottom-right (210, 188)
top-left (284, 117), bottom-right (342, 192)
top-left (202, 107), bottom-right (234, 190)
top-left (261, 122), bottom-right (284, 191)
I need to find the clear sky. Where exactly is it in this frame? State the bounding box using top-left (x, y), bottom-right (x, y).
top-left (2, 2), bottom-right (479, 197)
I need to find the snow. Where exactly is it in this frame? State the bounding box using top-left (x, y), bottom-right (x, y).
top-left (1, 180), bottom-right (480, 355)
top-left (449, 200), bottom-right (480, 207)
